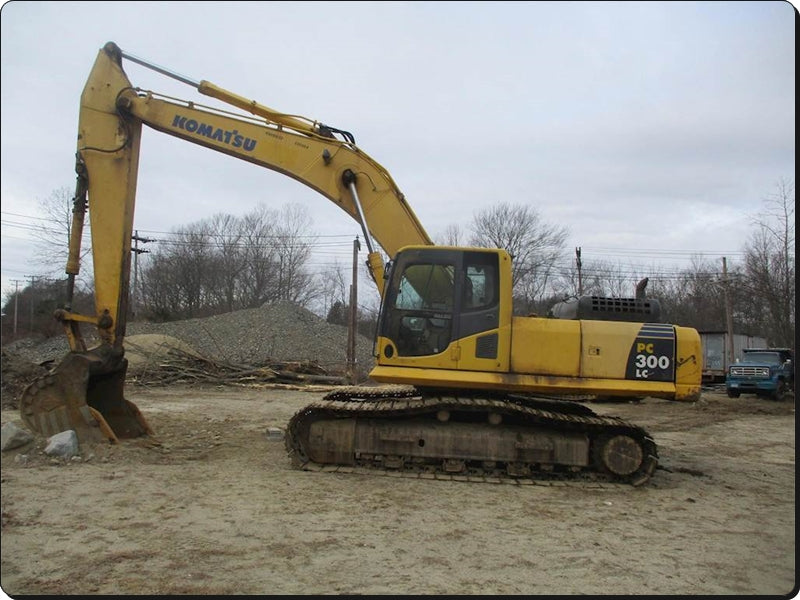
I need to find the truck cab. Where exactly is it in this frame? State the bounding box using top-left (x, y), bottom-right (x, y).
top-left (726, 348), bottom-right (794, 400)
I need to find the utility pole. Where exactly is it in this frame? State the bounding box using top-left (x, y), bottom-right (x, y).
top-left (722, 257), bottom-right (735, 365)
top-left (575, 247), bottom-right (583, 296)
top-left (26, 275), bottom-right (37, 334)
top-left (131, 230), bottom-right (154, 318)
top-left (347, 236), bottom-right (361, 384)
top-left (10, 279), bottom-right (22, 337)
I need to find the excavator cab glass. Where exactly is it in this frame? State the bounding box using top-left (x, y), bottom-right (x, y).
top-left (379, 248), bottom-right (500, 358)
top-left (388, 262), bottom-right (455, 356)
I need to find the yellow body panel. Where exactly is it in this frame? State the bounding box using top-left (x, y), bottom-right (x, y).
top-left (375, 336), bottom-right (459, 370)
top-left (579, 320), bottom-right (642, 379)
top-left (369, 364), bottom-right (691, 398)
top-left (376, 324), bottom-right (513, 374)
top-left (509, 317), bottom-right (581, 376)
top-left (674, 325), bottom-right (703, 393)
top-left (456, 324), bottom-right (512, 372)
top-left (374, 315), bottom-right (702, 402)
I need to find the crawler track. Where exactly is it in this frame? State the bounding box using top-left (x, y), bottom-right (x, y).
top-left (285, 386), bottom-right (658, 486)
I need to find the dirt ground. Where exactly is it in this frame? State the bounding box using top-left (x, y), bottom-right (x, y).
top-left (0, 385), bottom-right (795, 596)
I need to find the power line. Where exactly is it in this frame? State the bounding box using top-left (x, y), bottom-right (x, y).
top-left (579, 245), bottom-right (748, 257)
top-left (2, 211), bottom-right (785, 291)
top-left (0, 211), bottom-right (53, 221)
top-left (1, 211), bottom-right (754, 256)
top-left (2, 218), bottom-right (752, 266)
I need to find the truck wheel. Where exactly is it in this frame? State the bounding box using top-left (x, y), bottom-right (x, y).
top-left (772, 381), bottom-right (788, 402)
top-left (726, 389), bottom-right (740, 398)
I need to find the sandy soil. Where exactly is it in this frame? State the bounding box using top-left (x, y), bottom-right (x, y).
top-left (0, 385), bottom-right (795, 596)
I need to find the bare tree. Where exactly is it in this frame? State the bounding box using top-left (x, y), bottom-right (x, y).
top-left (435, 223), bottom-right (466, 246)
top-left (468, 202), bottom-right (568, 312)
top-left (740, 179), bottom-right (795, 347)
top-left (648, 256), bottom-right (728, 330)
top-left (174, 227), bottom-right (216, 317)
top-left (32, 185), bottom-right (93, 286)
top-left (138, 223), bottom-right (217, 319)
top-left (139, 202), bottom-right (319, 320)
top-left (271, 204), bottom-right (317, 306)
top-left (204, 213), bottom-right (246, 313)
top-left (552, 257), bottom-right (642, 299)
top-left (238, 204), bottom-right (278, 308)
top-left (138, 251), bottom-right (183, 321)
top-left (319, 260), bottom-right (348, 321)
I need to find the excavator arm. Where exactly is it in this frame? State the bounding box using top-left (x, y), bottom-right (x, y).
top-left (20, 41), bottom-right (432, 443)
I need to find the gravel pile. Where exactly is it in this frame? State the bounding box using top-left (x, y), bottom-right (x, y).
top-left (4, 302), bottom-right (375, 377)
top-left (1, 348), bottom-right (49, 409)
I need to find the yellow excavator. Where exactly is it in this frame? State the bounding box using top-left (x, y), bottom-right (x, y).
top-left (20, 42), bottom-right (702, 485)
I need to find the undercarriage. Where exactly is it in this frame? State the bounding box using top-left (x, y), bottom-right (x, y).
top-left (285, 386), bottom-right (658, 486)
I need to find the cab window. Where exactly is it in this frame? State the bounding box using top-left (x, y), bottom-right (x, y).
top-left (387, 263), bottom-right (455, 356)
top-left (462, 253), bottom-right (498, 311)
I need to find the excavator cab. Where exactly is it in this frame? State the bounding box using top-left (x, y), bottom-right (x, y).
top-left (373, 246), bottom-right (513, 380)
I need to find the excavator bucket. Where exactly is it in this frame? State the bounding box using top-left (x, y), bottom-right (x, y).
top-left (19, 349), bottom-right (152, 444)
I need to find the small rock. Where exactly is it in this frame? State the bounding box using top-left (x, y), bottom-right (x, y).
top-left (44, 430), bottom-right (79, 459)
top-left (266, 427), bottom-right (284, 441)
top-left (1, 422), bottom-right (34, 451)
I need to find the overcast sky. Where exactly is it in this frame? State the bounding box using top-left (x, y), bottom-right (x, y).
top-left (0, 1), bottom-right (795, 309)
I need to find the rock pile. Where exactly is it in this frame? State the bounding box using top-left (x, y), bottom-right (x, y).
top-left (6, 302), bottom-right (374, 369)
top-left (1, 302), bottom-right (376, 408)
top-left (125, 302), bottom-right (375, 372)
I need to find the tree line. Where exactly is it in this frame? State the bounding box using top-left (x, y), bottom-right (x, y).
top-left (1, 180), bottom-right (794, 350)
top-left (137, 204), bottom-right (320, 320)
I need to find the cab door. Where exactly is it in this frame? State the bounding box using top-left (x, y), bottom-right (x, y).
top-left (453, 250), bottom-right (510, 373)
top-left (376, 249), bottom-right (461, 370)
